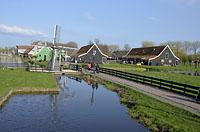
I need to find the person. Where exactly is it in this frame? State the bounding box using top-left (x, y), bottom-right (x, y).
top-left (93, 63), bottom-right (96, 74)
top-left (87, 63), bottom-right (92, 70)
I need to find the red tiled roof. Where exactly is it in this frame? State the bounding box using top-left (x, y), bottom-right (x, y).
top-left (24, 46), bottom-right (34, 54)
top-left (125, 45), bottom-right (166, 59)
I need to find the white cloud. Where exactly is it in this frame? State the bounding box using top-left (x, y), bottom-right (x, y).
top-left (0, 24), bottom-right (45, 36)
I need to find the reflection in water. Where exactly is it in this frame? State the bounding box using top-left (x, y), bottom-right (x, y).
top-left (70, 75), bottom-right (100, 105)
top-left (0, 76), bottom-right (148, 132)
top-left (49, 94), bottom-right (58, 131)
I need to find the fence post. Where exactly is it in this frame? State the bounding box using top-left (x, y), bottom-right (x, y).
top-left (183, 84), bottom-right (186, 94)
top-left (196, 88), bottom-right (200, 101)
top-left (171, 81), bottom-right (173, 90)
top-left (159, 79), bottom-right (162, 88)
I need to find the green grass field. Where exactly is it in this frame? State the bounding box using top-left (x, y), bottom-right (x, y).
top-left (0, 68), bottom-right (57, 98)
top-left (101, 63), bottom-right (200, 86)
top-left (104, 81), bottom-right (200, 132)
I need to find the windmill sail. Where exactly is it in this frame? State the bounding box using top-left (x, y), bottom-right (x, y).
top-left (48, 25), bottom-right (61, 71)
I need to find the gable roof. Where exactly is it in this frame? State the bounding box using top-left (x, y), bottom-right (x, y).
top-left (70, 49), bottom-right (79, 57)
top-left (76, 44), bottom-right (108, 58)
top-left (125, 45), bottom-right (166, 59)
top-left (24, 46), bottom-right (34, 54)
top-left (125, 45), bottom-right (180, 60)
top-left (76, 44), bottom-right (93, 57)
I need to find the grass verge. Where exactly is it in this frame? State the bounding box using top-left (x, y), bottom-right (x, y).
top-left (103, 81), bottom-right (200, 132)
top-left (0, 68), bottom-right (57, 99)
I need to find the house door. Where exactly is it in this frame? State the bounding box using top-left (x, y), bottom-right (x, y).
top-left (44, 55), bottom-right (47, 61)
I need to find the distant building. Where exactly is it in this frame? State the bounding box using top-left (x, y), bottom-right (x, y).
top-left (16, 45), bottom-right (33, 56)
top-left (124, 45), bottom-right (180, 66)
top-left (75, 43), bottom-right (108, 64)
top-left (111, 50), bottom-right (129, 61)
top-left (0, 48), bottom-right (14, 56)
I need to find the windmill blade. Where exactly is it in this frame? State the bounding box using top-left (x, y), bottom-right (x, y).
top-left (53, 25), bottom-right (61, 45)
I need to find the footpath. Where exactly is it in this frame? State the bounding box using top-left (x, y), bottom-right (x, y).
top-left (96, 73), bottom-right (200, 116)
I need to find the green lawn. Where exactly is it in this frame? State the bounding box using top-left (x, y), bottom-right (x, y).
top-left (101, 63), bottom-right (200, 86)
top-left (104, 81), bottom-right (200, 132)
top-left (0, 68), bottom-right (57, 98)
top-left (142, 65), bottom-right (200, 72)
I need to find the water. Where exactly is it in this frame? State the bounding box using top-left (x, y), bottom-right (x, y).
top-left (0, 76), bottom-right (148, 132)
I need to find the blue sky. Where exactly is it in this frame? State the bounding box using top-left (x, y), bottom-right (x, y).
top-left (0, 0), bottom-right (200, 48)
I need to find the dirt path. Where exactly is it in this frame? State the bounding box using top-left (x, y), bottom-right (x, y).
top-left (96, 73), bottom-right (200, 116)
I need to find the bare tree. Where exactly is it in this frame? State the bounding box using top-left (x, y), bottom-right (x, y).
top-left (191, 41), bottom-right (200, 58)
top-left (88, 40), bottom-right (94, 45)
top-left (141, 41), bottom-right (155, 47)
top-left (123, 44), bottom-right (131, 51)
top-left (94, 38), bottom-right (100, 45)
top-left (65, 41), bottom-right (78, 48)
top-left (108, 44), bottom-right (120, 52)
top-left (97, 44), bottom-right (111, 56)
top-left (183, 41), bottom-right (191, 55)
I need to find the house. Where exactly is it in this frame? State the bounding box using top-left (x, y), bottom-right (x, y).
top-left (0, 48), bottom-right (14, 56)
top-left (75, 43), bottom-right (108, 64)
top-left (16, 45), bottom-right (33, 56)
top-left (35, 47), bottom-right (53, 61)
top-left (24, 46), bottom-right (34, 57)
top-left (124, 45), bottom-right (180, 66)
top-left (112, 50), bottom-right (129, 61)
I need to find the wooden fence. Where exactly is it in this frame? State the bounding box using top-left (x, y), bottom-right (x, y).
top-left (99, 67), bottom-right (200, 99)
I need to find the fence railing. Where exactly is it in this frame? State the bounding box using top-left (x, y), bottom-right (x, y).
top-left (99, 67), bottom-right (200, 99)
top-left (0, 63), bottom-right (54, 72)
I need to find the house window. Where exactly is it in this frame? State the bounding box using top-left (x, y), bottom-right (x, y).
top-left (161, 59), bottom-right (164, 63)
top-left (93, 50), bottom-right (96, 55)
top-left (165, 52), bottom-right (169, 59)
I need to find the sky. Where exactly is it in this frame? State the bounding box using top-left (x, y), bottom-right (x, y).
top-left (0, 0), bottom-right (200, 48)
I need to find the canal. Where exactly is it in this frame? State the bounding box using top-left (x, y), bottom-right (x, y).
top-left (0, 76), bottom-right (148, 132)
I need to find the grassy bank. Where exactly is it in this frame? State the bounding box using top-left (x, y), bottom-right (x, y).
top-left (103, 80), bottom-right (200, 132)
top-left (0, 68), bottom-right (57, 98)
top-left (101, 63), bottom-right (200, 86)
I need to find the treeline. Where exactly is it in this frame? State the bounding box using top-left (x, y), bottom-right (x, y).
top-left (88, 39), bottom-right (131, 56)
